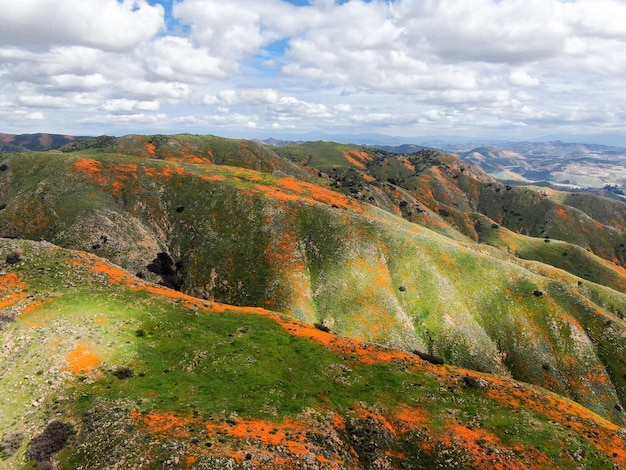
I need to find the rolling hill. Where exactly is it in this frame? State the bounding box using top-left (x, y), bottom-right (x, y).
top-left (1, 133), bottom-right (626, 468)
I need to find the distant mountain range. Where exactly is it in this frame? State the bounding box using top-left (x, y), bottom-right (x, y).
top-left (0, 132), bottom-right (89, 153)
top-left (4, 132), bottom-right (626, 191)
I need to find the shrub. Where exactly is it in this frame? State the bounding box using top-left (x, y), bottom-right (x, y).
top-left (5, 252), bottom-right (21, 265)
top-left (411, 350), bottom-right (445, 365)
top-left (0, 310), bottom-right (15, 331)
top-left (111, 367), bottom-right (134, 380)
top-left (27, 421), bottom-right (74, 463)
top-left (1, 430), bottom-right (24, 458)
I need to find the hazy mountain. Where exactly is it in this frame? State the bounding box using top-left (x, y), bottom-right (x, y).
top-left (451, 141), bottom-right (626, 190)
top-left (0, 133), bottom-right (89, 153)
top-left (1, 133), bottom-right (626, 468)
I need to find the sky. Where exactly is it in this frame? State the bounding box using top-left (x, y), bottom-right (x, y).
top-left (2, 0), bottom-right (626, 144)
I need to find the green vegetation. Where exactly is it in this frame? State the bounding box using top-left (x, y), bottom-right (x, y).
top-left (2, 134), bottom-right (626, 468)
top-left (1, 238), bottom-right (625, 469)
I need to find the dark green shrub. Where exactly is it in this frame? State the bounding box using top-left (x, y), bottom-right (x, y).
top-left (5, 252), bottom-right (21, 265)
top-left (111, 367), bottom-right (134, 379)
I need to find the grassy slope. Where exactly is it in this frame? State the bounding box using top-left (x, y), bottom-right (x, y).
top-left (1, 238), bottom-right (626, 469)
top-left (2, 140), bottom-right (626, 424)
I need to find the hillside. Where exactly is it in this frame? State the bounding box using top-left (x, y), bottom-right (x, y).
top-left (1, 133), bottom-right (626, 467)
top-left (0, 133), bottom-right (88, 153)
top-left (1, 237), bottom-right (626, 469)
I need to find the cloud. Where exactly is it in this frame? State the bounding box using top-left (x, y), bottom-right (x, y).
top-left (203, 89), bottom-right (334, 125)
top-left (2, 0), bottom-right (626, 138)
top-left (0, 0), bottom-right (164, 51)
top-left (141, 37), bottom-right (233, 81)
top-left (101, 99), bottom-right (161, 115)
top-left (509, 69), bottom-right (541, 87)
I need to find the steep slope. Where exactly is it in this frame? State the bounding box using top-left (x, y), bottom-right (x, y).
top-left (1, 142), bottom-right (626, 425)
top-left (1, 238), bottom-right (626, 469)
top-left (273, 144), bottom-right (626, 276)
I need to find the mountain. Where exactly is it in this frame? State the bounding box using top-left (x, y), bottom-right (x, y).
top-left (1, 133), bottom-right (626, 467)
top-left (449, 141), bottom-right (626, 190)
top-left (0, 133), bottom-right (89, 153)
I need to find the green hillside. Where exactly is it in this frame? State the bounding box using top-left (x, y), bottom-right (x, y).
top-left (1, 238), bottom-right (625, 469)
top-left (2, 134), bottom-right (626, 467)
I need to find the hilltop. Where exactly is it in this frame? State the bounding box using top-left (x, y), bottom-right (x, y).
top-left (1, 133), bottom-right (626, 467)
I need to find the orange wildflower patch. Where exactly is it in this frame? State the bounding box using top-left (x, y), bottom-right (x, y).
top-left (0, 272), bottom-right (28, 309)
top-left (71, 158), bottom-right (139, 195)
top-left (71, 158), bottom-right (106, 184)
top-left (0, 291), bottom-right (27, 310)
top-left (474, 368), bottom-right (626, 467)
top-left (182, 455), bottom-right (198, 468)
top-left (394, 405), bottom-right (430, 432)
top-left (440, 422), bottom-right (518, 470)
top-left (0, 272), bottom-right (26, 291)
top-left (353, 407), bottom-right (397, 436)
top-left (143, 164), bottom-right (187, 180)
top-left (64, 343), bottom-right (100, 374)
top-left (91, 259), bottom-right (130, 284)
top-left (166, 153), bottom-right (212, 165)
top-left (145, 143), bottom-right (156, 156)
top-left (132, 412), bottom-right (309, 456)
top-left (554, 207), bottom-right (571, 220)
top-left (401, 159), bottom-right (415, 172)
top-left (20, 298), bottom-right (53, 327)
top-left (130, 411), bottom-right (195, 439)
top-left (274, 176), bottom-right (363, 212)
top-left (343, 150), bottom-right (373, 170)
top-left (276, 316), bottom-right (428, 368)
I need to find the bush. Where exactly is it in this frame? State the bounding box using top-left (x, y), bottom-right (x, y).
top-left (5, 252), bottom-right (21, 265)
top-left (1, 430), bottom-right (24, 458)
top-left (27, 421), bottom-right (74, 463)
top-left (111, 367), bottom-right (134, 379)
top-left (411, 350), bottom-right (445, 365)
top-left (0, 310), bottom-right (16, 331)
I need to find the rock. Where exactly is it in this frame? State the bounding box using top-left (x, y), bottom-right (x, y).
top-left (314, 323), bottom-right (331, 333)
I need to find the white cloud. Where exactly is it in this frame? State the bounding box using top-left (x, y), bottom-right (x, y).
top-left (2, 0), bottom-right (626, 139)
top-left (0, 0), bottom-right (164, 51)
top-left (49, 74), bottom-right (109, 91)
top-left (24, 111), bottom-right (45, 120)
top-left (19, 94), bottom-right (73, 108)
top-left (101, 99), bottom-right (160, 115)
top-left (334, 104), bottom-right (351, 113)
top-left (141, 37), bottom-right (233, 81)
top-left (509, 69), bottom-right (541, 87)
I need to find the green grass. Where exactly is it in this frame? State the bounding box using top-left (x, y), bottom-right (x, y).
top-left (1, 238), bottom-right (624, 469)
